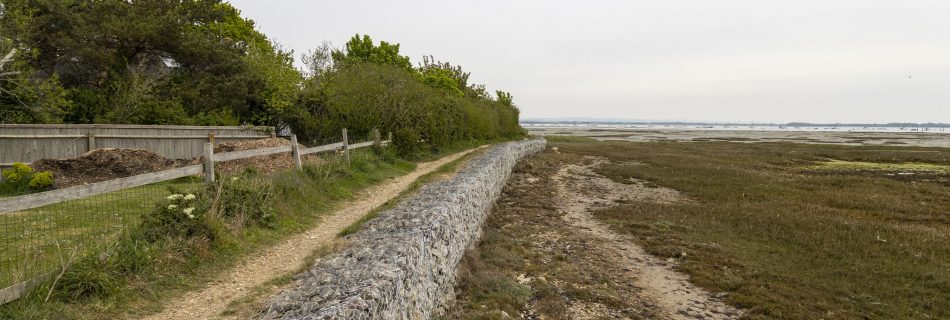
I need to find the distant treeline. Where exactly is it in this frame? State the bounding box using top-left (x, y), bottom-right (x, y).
top-left (0, 1), bottom-right (523, 157)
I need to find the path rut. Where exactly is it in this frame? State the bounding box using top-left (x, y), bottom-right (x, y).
top-left (141, 149), bottom-right (478, 320)
top-left (553, 157), bottom-right (742, 320)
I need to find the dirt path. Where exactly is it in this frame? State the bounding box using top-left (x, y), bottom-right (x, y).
top-left (142, 148), bottom-right (479, 320)
top-left (553, 156), bottom-right (741, 320)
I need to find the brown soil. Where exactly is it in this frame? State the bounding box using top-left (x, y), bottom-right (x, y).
top-left (139, 148), bottom-right (479, 320)
top-left (31, 148), bottom-right (196, 188)
top-left (213, 138), bottom-right (321, 176)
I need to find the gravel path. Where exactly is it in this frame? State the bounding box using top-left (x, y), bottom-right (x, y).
top-left (141, 149), bottom-right (478, 320)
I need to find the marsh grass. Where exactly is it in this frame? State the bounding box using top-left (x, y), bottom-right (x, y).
top-left (539, 135), bottom-right (599, 143)
top-left (809, 159), bottom-right (950, 173)
top-left (553, 140), bottom-right (950, 319)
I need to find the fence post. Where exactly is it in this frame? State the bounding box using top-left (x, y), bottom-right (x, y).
top-left (87, 132), bottom-right (96, 152)
top-left (387, 132), bottom-right (392, 146)
top-left (342, 128), bottom-right (350, 164)
top-left (372, 128), bottom-right (381, 146)
top-left (203, 143), bottom-right (215, 183)
top-left (290, 134), bottom-right (302, 171)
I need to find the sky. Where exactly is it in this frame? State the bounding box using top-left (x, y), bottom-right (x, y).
top-left (228, 0), bottom-right (950, 123)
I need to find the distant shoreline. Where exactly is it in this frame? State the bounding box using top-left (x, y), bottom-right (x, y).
top-left (521, 120), bottom-right (950, 128)
top-left (522, 122), bottom-right (950, 134)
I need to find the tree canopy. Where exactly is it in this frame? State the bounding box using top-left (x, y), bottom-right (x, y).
top-left (0, 2), bottom-right (523, 158)
top-left (0, 0), bottom-right (300, 127)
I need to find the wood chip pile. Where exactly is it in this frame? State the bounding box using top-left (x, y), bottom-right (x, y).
top-left (213, 138), bottom-right (322, 176)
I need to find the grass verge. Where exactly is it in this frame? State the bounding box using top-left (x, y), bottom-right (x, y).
top-left (0, 148), bottom-right (414, 320)
top-left (338, 147), bottom-right (483, 237)
top-left (219, 146), bottom-right (484, 318)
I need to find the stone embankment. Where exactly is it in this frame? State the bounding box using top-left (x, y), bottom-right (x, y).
top-left (262, 139), bottom-right (546, 320)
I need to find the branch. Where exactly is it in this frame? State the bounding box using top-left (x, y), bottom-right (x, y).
top-left (0, 48), bottom-right (16, 71)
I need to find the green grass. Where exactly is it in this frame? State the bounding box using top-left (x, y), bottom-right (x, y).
top-left (0, 178), bottom-right (200, 290)
top-left (0, 149), bottom-right (415, 319)
top-left (338, 148), bottom-right (481, 237)
top-left (551, 140), bottom-right (950, 319)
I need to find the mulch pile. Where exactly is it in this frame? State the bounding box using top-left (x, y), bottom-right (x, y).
top-left (27, 138), bottom-right (322, 190)
top-left (31, 148), bottom-right (197, 189)
top-left (213, 137), bottom-right (321, 176)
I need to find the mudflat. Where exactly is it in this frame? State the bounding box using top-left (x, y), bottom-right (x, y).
top-left (528, 127), bottom-right (950, 148)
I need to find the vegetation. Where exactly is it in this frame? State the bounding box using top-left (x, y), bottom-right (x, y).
top-left (1, 162), bottom-right (53, 195)
top-left (451, 140), bottom-right (949, 319)
top-left (0, 1), bottom-right (524, 157)
top-left (566, 140), bottom-right (948, 319)
top-left (338, 147), bottom-right (482, 237)
top-left (291, 34), bottom-right (523, 158)
top-left (0, 148), bottom-right (415, 319)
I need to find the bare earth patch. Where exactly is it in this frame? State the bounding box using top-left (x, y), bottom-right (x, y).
top-left (553, 156), bottom-right (741, 319)
top-left (139, 148), bottom-right (479, 320)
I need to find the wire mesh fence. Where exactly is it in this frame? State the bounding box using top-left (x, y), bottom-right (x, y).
top-left (0, 177), bottom-right (202, 291)
top-left (0, 130), bottom-right (387, 302)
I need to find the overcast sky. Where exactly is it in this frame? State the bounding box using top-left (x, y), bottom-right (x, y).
top-left (228, 0), bottom-right (950, 123)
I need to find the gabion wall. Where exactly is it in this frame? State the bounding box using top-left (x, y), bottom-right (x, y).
top-left (262, 139), bottom-right (546, 320)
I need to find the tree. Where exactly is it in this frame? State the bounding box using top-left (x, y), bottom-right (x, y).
top-left (331, 34), bottom-right (413, 71)
top-left (0, 0), bottom-right (302, 126)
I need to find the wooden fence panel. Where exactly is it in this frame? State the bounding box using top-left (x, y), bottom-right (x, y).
top-left (0, 124), bottom-right (272, 164)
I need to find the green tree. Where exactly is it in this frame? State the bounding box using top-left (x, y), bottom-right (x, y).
top-left (331, 34), bottom-right (413, 71)
top-left (0, 0), bottom-right (302, 126)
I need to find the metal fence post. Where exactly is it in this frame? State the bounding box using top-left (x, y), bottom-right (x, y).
top-left (290, 134), bottom-right (302, 171)
top-left (342, 128), bottom-right (350, 164)
top-left (203, 143), bottom-right (215, 183)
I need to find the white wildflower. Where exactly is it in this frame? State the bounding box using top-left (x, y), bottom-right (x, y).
top-left (184, 194), bottom-right (196, 201)
top-left (184, 207), bottom-right (196, 219)
top-left (167, 204), bottom-right (178, 210)
top-left (231, 177), bottom-right (240, 181)
top-left (166, 194), bottom-right (184, 200)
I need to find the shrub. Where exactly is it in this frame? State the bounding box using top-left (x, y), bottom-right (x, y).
top-left (28, 171), bottom-right (54, 190)
top-left (216, 176), bottom-right (277, 230)
top-left (1, 162), bottom-right (54, 194)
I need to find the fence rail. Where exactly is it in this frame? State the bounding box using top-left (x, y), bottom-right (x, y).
top-left (0, 129), bottom-right (388, 304)
top-left (0, 124), bottom-right (274, 165)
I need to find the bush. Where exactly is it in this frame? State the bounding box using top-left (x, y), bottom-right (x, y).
top-left (28, 171), bottom-right (54, 190)
top-left (139, 191), bottom-right (214, 242)
top-left (1, 162), bottom-right (54, 194)
top-left (292, 59), bottom-right (524, 160)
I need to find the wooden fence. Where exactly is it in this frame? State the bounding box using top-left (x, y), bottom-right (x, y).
top-left (0, 129), bottom-right (388, 304)
top-left (0, 124), bottom-right (274, 165)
